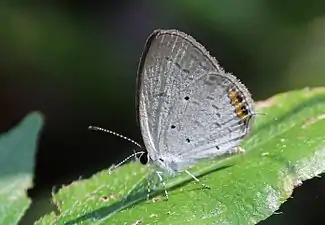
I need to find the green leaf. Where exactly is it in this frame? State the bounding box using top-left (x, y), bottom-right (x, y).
top-left (36, 88), bottom-right (325, 225)
top-left (0, 112), bottom-right (44, 225)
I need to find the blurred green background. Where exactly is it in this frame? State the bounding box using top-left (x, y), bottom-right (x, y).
top-left (1, 1), bottom-right (325, 224)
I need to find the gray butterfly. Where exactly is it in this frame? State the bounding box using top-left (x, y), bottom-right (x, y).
top-left (90, 29), bottom-right (255, 198)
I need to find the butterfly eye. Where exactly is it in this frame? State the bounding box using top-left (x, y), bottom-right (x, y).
top-left (159, 158), bottom-right (164, 162)
top-left (139, 152), bottom-right (149, 165)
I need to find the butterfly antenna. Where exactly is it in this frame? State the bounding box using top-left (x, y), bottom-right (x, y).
top-left (109, 151), bottom-right (145, 173)
top-left (88, 125), bottom-right (142, 149)
top-left (88, 125), bottom-right (146, 172)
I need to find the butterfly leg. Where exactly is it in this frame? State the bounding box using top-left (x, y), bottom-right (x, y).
top-left (228, 146), bottom-right (245, 155)
top-left (146, 178), bottom-right (152, 200)
top-left (185, 170), bottom-right (210, 189)
top-left (156, 171), bottom-right (169, 199)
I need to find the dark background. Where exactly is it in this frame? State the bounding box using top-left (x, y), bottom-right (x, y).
top-left (1, 1), bottom-right (325, 224)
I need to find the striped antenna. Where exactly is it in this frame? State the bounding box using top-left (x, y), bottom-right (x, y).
top-left (88, 125), bottom-right (144, 172)
top-left (88, 125), bottom-right (142, 149)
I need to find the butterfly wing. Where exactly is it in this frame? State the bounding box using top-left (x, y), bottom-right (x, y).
top-left (136, 29), bottom-right (254, 169)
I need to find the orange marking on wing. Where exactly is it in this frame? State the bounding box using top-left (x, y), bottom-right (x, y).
top-left (228, 88), bottom-right (249, 120)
